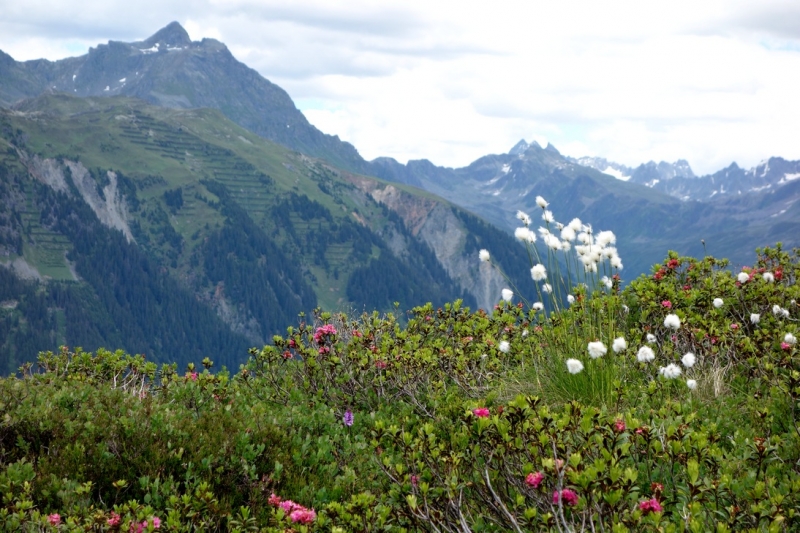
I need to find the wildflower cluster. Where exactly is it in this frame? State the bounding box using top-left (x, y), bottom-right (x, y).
top-left (268, 493), bottom-right (317, 525)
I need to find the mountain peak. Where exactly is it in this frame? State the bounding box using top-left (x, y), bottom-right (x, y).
top-left (140, 21), bottom-right (192, 48)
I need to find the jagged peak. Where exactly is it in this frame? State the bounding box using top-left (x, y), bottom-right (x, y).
top-left (544, 143), bottom-right (560, 155)
top-left (508, 140), bottom-right (530, 155)
top-left (139, 22), bottom-right (192, 49)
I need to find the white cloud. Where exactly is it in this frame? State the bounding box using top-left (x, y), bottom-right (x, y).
top-left (1, 0), bottom-right (800, 175)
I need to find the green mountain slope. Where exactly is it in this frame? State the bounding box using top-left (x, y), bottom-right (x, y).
top-left (0, 94), bottom-right (534, 370)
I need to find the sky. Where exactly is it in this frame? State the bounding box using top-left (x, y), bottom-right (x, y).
top-left (2, 0), bottom-right (800, 175)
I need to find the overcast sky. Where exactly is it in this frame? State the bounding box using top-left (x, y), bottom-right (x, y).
top-left (2, 0), bottom-right (800, 174)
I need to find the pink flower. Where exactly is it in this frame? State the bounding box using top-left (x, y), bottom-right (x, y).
top-left (639, 497), bottom-right (663, 514)
top-left (375, 360), bottom-right (388, 369)
top-left (352, 330), bottom-right (363, 337)
top-left (552, 488), bottom-right (579, 506)
top-left (279, 500), bottom-right (297, 513)
top-left (614, 419), bottom-right (626, 433)
top-left (151, 517), bottom-right (161, 529)
top-left (289, 508), bottom-right (317, 524)
top-left (107, 512), bottom-right (121, 526)
top-left (730, 323), bottom-right (739, 330)
top-left (525, 471), bottom-right (544, 488)
top-left (188, 372), bottom-right (198, 381)
top-left (782, 342), bottom-right (792, 351)
top-left (129, 522), bottom-right (145, 533)
top-left (411, 475), bottom-right (419, 487)
top-left (313, 324), bottom-right (338, 344)
top-left (268, 493), bottom-right (282, 506)
top-left (472, 407), bottom-right (490, 418)
top-left (48, 514), bottom-right (61, 526)
top-left (661, 300), bottom-right (672, 308)
top-left (318, 346), bottom-right (330, 355)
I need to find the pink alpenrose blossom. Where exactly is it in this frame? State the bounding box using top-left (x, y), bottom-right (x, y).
top-left (525, 471), bottom-right (544, 488)
top-left (107, 512), bottom-right (121, 526)
top-left (639, 497), bottom-right (663, 514)
top-left (552, 488), bottom-right (579, 506)
top-left (48, 514), bottom-right (61, 526)
top-left (473, 407), bottom-right (490, 418)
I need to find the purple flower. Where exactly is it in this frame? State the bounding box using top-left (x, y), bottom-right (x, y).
top-left (343, 410), bottom-right (354, 427)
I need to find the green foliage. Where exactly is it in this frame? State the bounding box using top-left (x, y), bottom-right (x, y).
top-left (2, 245), bottom-right (800, 531)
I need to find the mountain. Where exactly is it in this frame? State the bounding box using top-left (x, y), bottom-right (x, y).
top-left (0, 94), bottom-right (536, 371)
top-left (0, 22), bottom-right (369, 174)
top-left (371, 140), bottom-right (800, 277)
top-left (572, 154), bottom-right (800, 204)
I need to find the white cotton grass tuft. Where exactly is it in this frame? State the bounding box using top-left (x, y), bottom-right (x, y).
top-left (664, 314), bottom-right (681, 330)
top-left (737, 272), bottom-right (749, 284)
top-left (587, 341), bottom-right (607, 359)
top-left (498, 341), bottom-right (511, 353)
top-left (773, 305), bottom-right (790, 318)
top-left (681, 352), bottom-right (696, 368)
top-left (530, 264), bottom-right (547, 281)
top-left (479, 249), bottom-right (490, 262)
top-left (542, 210), bottom-right (555, 223)
top-left (637, 346), bottom-right (655, 363)
top-left (612, 337), bottom-right (627, 353)
top-left (601, 276), bottom-right (612, 289)
top-left (544, 234), bottom-right (562, 250)
top-left (515, 227), bottom-right (536, 243)
top-left (501, 289), bottom-right (513, 302)
top-left (560, 226), bottom-right (576, 241)
top-left (659, 363), bottom-right (682, 379)
top-left (536, 196), bottom-right (549, 209)
top-left (610, 255), bottom-right (623, 270)
top-left (566, 358), bottom-right (584, 374)
top-left (713, 298), bottom-right (724, 309)
top-left (532, 302), bottom-right (544, 311)
top-left (542, 283), bottom-right (553, 294)
top-left (686, 379), bottom-right (697, 390)
top-left (596, 230), bottom-right (616, 247)
top-left (751, 313), bottom-right (761, 324)
top-left (785, 333), bottom-right (797, 345)
top-left (516, 210), bottom-right (531, 226)
top-left (646, 333), bottom-right (657, 344)
top-left (763, 272), bottom-right (775, 283)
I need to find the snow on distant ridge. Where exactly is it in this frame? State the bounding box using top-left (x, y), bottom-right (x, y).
top-left (602, 166), bottom-right (630, 181)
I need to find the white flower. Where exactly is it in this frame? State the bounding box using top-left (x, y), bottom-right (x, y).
top-left (516, 210), bottom-right (531, 226)
top-left (637, 346), bottom-right (656, 363)
top-left (773, 305), bottom-right (789, 318)
top-left (499, 341), bottom-right (510, 353)
top-left (623, 305), bottom-right (629, 313)
top-left (763, 272), bottom-right (775, 283)
top-left (588, 341), bottom-right (607, 359)
top-left (531, 264), bottom-right (547, 281)
top-left (522, 329), bottom-right (529, 337)
top-left (577, 232), bottom-right (592, 245)
top-left (544, 234), bottom-right (562, 250)
top-left (584, 261), bottom-right (598, 273)
top-left (532, 302), bottom-right (544, 311)
top-left (664, 314), bottom-right (681, 330)
top-left (542, 210), bottom-right (555, 223)
top-left (737, 272), bottom-right (749, 283)
top-left (501, 288), bottom-right (514, 302)
top-left (601, 276), bottom-right (613, 289)
top-left (646, 333), bottom-right (657, 344)
top-left (515, 227), bottom-right (536, 243)
top-left (542, 283), bottom-right (553, 294)
top-left (566, 358), bottom-right (584, 374)
top-left (713, 298), bottom-right (724, 309)
top-left (560, 226), bottom-right (576, 242)
top-left (610, 255), bottom-right (623, 270)
top-left (681, 352), bottom-right (696, 368)
top-left (659, 363), bottom-right (682, 379)
top-left (785, 333), bottom-right (797, 345)
top-left (686, 379), bottom-right (697, 390)
top-left (612, 337), bottom-right (627, 353)
top-left (555, 222), bottom-right (564, 230)
top-left (568, 218), bottom-right (582, 232)
top-left (536, 196), bottom-right (549, 208)
top-left (561, 241), bottom-right (571, 252)
top-left (750, 313), bottom-right (761, 324)
top-left (596, 230), bottom-right (616, 247)
top-left (567, 295), bottom-right (575, 304)
top-left (479, 249), bottom-right (490, 262)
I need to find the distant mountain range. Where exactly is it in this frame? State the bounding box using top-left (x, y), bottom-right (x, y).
top-left (1, 22), bottom-right (798, 368)
top-left (571, 154), bottom-right (800, 203)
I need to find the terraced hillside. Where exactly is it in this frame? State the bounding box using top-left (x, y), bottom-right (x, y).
top-left (0, 94), bottom-right (535, 369)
